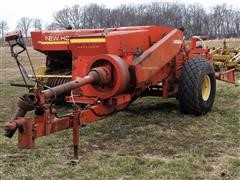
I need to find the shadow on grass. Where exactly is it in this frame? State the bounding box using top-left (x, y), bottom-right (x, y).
top-left (78, 98), bottom-right (209, 157)
top-left (126, 100), bottom-right (179, 114)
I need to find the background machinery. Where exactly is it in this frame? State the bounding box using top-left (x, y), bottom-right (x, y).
top-left (210, 40), bottom-right (240, 73)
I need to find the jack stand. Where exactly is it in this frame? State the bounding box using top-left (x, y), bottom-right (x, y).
top-left (71, 107), bottom-right (80, 164)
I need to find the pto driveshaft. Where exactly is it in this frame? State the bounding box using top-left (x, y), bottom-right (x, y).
top-left (3, 67), bottom-right (111, 138)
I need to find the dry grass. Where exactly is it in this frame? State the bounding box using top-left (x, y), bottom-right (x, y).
top-left (0, 47), bottom-right (45, 83)
top-left (204, 38), bottom-right (240, 49)
top-left (0, 43), bottom-right (240, 179)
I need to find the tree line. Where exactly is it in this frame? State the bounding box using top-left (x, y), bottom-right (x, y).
top-left (50, 3), bottom-right (240, 38)
top-left (1, 2), bottom-right (240, 39)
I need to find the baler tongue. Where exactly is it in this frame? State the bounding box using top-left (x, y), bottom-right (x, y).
top-left (3, 66), bottom-right (112, 138)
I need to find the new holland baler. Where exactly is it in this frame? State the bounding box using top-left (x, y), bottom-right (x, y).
top-left (4, 26), bottom-right (220, 159)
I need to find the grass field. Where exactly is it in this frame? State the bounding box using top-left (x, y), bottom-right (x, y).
top-left (204, 38), bottom-right (240, 48)
top-left (0, 44), bottom-right (240, 179)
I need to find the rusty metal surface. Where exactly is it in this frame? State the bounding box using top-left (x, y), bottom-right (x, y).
top-left (131, 29), bottom-right (183, 88)
top-left (42, 74), bottom-right (96, 99)
top-left (215, 69), bottom-right (236, 84)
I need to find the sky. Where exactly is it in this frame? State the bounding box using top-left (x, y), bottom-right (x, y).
top-left (1, 0), bottom-right (240, 31)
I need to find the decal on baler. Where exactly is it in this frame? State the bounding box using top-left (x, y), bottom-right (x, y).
top-left (39, 41), bottom-right (68, 45)
top-left (173, 40), bottom-right (183, 44)
top-left (70, 38), bottom-right (106, 43)
top-left (39, 38), bottom-right (106, 45)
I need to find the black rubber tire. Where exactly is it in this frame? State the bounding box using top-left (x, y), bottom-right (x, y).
top-left (178, 58), bottom-right (216, 115)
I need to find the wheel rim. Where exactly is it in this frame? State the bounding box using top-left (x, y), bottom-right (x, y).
top-left (202, 75), bottom-right (211, 101)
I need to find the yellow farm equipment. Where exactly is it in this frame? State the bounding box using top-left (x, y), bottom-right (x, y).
top-left (210, 40), bottom-right (240, 71)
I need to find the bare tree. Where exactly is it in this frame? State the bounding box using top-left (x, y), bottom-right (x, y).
top-left (33, 18), bottom-right (42, 31)
top-left (17, 17), bottom-right (33, 37)
top-left (45, 22), bottom-right (59, 30)
top-left (81, 4), bottom-right (109, 28)
top-left (0, 20), bottom-right (8, 39)
top-left (53, 5), bottom-right (83, 29)
top-left (51, 3), bottom-right (240, 38)
top-left (233, 12), bottom-right (240, 36)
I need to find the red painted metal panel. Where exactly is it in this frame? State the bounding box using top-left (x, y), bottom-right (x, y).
top-left (132, 29), bottom-right (183, 88)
